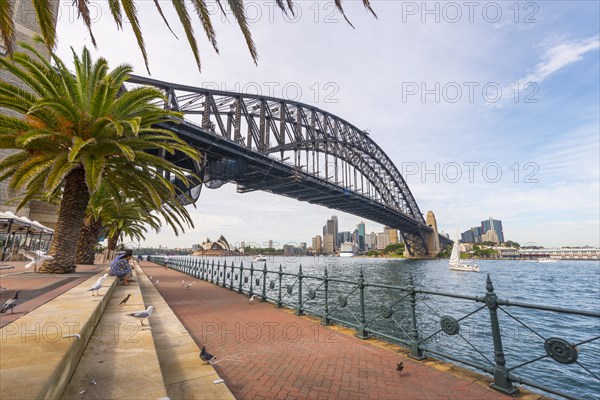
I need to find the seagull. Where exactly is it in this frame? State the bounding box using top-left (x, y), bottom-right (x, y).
top-left (182, 280), bottom-right (194, 289)
top-left (0, 291), bottom-right (21, 314)
top-left (149, 276), bottom-right (152, 281)
top-left (20, 249), bottom-right (53, 270)
top-left (119, 294), bottom-right (132, 305)
top-left (155, 279), bottom-right (159, 286)
top-left (396, 362), bottom-right (404, 374)
top-left (200, 346), bottom-right (215, 364)
top-left (88, 276), bottom-right (107, 296)
top-left (248, 295), bottom-right (255, 304)
top-left (128, 305), bottom-right (154, 326)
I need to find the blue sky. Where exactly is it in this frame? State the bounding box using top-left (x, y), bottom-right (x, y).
top-left (54, 1), bottom-right (599, 249)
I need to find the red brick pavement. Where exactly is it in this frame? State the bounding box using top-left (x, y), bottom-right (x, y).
top-left (139, 262), bottom-right (515, 400)
top-left (0, 261), bottom-right (107, 328)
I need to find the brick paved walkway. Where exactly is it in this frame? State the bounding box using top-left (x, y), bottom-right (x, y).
top-left (139, 262), bottom-right (517, 400)
top-left (0, 261), bottom-right (106, 328)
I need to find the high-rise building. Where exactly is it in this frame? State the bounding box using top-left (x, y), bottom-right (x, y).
top-left (323, 234), bottom-right (335, 254)
top-left (323, 216), bottom-right (339, 251)
top-left (268, 240), bottom-right (273, 249)
top-left (376, 232), bottom-right (390, 250)
top-left (312, 235), bottom-right (323, 253)
top-left (384, 226), bottom-right (398, 244)
top-left (356, 222), bottom-right (366, 251)
top-left (481, 217), bottom-right (504, 243)
top-left (461, 226), bottom-right (483, 243)
top-left (481, 230), bottom-right (500, 244)
top-left (338, 231), bottom-right (352, 245)
top-left (365, 232), bottom-right (377, 250)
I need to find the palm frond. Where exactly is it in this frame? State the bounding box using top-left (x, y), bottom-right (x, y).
top-left (0, 0), bottom-right (15, 54)
top-left (152, 0), bottom-right (178, 38)
top-left (190, 0), bottom-right (218, 53)
top-left (171, 0), bottom-right (202, 71)
top-left (31, 0), bottom-right (58, 50)
top-left (121, 0), bottom-right (150, 73)
top-left (226, 0), bottom-right (258, 63)
top-left (107, 0), bottom-right (123, 29)
top-left (73, 0), bottom-right (97, 47)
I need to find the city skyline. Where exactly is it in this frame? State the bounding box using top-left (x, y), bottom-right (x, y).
top-left (51, 1), bottom-right (599, 249)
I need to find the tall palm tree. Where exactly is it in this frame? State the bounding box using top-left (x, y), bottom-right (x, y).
top-left (0, 40), bottom-right (201, 273)
top-left (0, 1), bottom-right (376, 72)
top-left (76, 182), bottom-right (194, 264)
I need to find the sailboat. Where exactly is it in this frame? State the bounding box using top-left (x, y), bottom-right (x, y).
top-left (449, 240), bottom-right (480, 272)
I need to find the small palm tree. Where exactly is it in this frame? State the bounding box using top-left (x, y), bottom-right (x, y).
top-left (0, 40), bottom-right (201, 273)
top-left (0, 1), bottom-right (376, 72)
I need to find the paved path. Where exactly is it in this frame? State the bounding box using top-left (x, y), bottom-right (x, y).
top-left (139, 262), bottom-right (520, 400)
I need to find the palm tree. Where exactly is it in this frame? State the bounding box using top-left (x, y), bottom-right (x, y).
top-left (0, 40), bottom-right (201, 273)
top-left (76, 183), bottom-right (194, 264)
top-left (0, 1), bottom-right (376, 72)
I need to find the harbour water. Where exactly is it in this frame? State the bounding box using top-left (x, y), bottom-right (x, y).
top-left (167, 255), bottom-right (600, 399)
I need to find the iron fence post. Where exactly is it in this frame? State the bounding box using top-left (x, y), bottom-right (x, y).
top-left (296, 264), bottom-right (304, 316)
top-left (249, 262), bottom-right (255, 298)
top-left (276, 264), bottom-right (283, 308)
top-left (485, 274), bottom-right (517, 395)
top-left (408, 274), bottom-right (425, 359)
top-left (222, 261), bottom-right (227, 287)
top-left (216, 261), bottom-right (220, 285)
top-left (201, 259), bottom-right (205, 280)
top-left (355, 267), bottom-right (368, 339)
top-left (230, 261), bottom-right (234, 290)
top-left (239, 262), bottom-right (244, 293)
top-left (261, 263), bottom-right (267, 302)
top-left (321, 266), bottom-right (330, 325)
top-left (211, 260), bottom-right (215, 283)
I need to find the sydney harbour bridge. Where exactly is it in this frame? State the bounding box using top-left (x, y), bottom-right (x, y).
top-left (127, 76), bottom-right (451, 258)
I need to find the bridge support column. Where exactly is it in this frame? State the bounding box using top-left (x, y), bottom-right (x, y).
top-left (403, 211), bottom-right (441, 259)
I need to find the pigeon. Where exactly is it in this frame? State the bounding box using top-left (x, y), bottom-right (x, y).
top-left (396, 362), bottom-right (404, 373)
top-left (182, 280), bottom-right (194, 289)
top-left (0, 291), bottom-right (21, 314)
top-left (128, 305), bottom-right (155, 326)
top-left (248, 295), bottom-right (255, 304)
top-left (149, 276), bottom-right (152, 281)
top-left (155, 279), bottom-right (159, 286)
top-left (20, 249), bottom-right (53, 270)
top-left (200, 346), bottom-right (215, 364)
top-left (119, 294), bottom-right (132, 305)
top-left (88, 275), bottom-right (107, 296)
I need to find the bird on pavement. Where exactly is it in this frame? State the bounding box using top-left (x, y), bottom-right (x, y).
top-left (20, 249), bottom-right (53, 270)
top-left (248, 295), bottom-right (255, 304)
top-left (155, 279), bottom-right (159, 286)
top-left (119, 294), bottom-right (132, 305)
top-left (88, 275), bottom-right (107, 296)
top-left (396, 362), bottom-right (404, 374)
top-left (128, 305), bottom-right (155, 326)
top-left (182, 280), bottom-right (194, 289)
top-left (200, 346), bottom-right (215, 364)
top-left (0, 291), bottom-right (21, 314)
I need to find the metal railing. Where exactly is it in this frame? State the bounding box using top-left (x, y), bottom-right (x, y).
top-left (148, 256), bottom-right (600, 400)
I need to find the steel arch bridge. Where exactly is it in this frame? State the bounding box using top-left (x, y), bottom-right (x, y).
top-left (127, 75), bottom-right (449, 257)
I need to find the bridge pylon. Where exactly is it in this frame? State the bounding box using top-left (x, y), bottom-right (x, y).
top-left (404, 211), bottom-right (441, 259)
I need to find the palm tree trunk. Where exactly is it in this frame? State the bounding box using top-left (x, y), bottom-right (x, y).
top-left (106, 230), bottom-right (121, 260)
top-left (39, 167), bottom-right (90, 273)
top-left (75, 217), bottom-right (103, 264)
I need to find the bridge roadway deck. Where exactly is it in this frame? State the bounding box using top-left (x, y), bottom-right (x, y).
top-left (139, 261), bottom-right (542, 400)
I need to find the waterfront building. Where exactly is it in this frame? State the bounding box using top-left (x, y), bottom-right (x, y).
top-left (268, 240), bottom-right (273, 250)
top-left (300, 242), bottom-right (307, 251)
top-left (323, 216), bottom-right (338, 252)
top-left (357, 222), bottom-right (366, 251)
top-left (481, 229), bottom-right (500, 244)
top-left (312, 235), bottom-right (323, 254)
top-left (384, 226), bottom-right (398, 244)
top-left (365, 232), bottom-right (377, 250)
top-left (461, 226), bottom-right (483, 243)
top-left (0, 0), bottom-right (60, 230)
top-left (481, 217), bottom-right (504, 243)
top-left (498, 247), bottom-right (600, 260)
top-left (338, 231), bottom-right (352, 245)
top-left (192, 235), bottom-right (235, 256)
top-left (323, 234), bottom-right (335, 254)
top-left (376, 232), bottom-right (390, 250)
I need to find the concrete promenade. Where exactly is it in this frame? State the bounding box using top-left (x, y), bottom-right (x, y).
top-left (139, 261), bottom-right (544, 400)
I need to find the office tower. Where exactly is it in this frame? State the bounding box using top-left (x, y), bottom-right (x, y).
top-left (323, 234), bottom-right (335, 254)
top-left (481, 217), bottom-right (504, 243)
top-left (376, 232), bottom-right (390, 250)
top-left (365, 232), bottom-right (377, 250)
top-left (312, 235), bottom-right (323, 253)
top-left (384, 226), bottom-right (398, 244)
top-left (357, 222), bottom-right (366, 251)
top-left (323, 216), bottom-right (338, 251)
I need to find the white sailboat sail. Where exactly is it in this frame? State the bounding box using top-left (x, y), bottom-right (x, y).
top-left (449, 239), bottom-right (480, 272)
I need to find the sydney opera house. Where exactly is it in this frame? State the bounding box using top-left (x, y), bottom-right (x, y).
top-left (191, 235), bottom-right (237, 256)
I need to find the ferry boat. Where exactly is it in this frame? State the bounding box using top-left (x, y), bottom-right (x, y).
top-left (252, 254), bottom-right (267, 262)
top-left (538, 258), bottom-right (558, 263)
